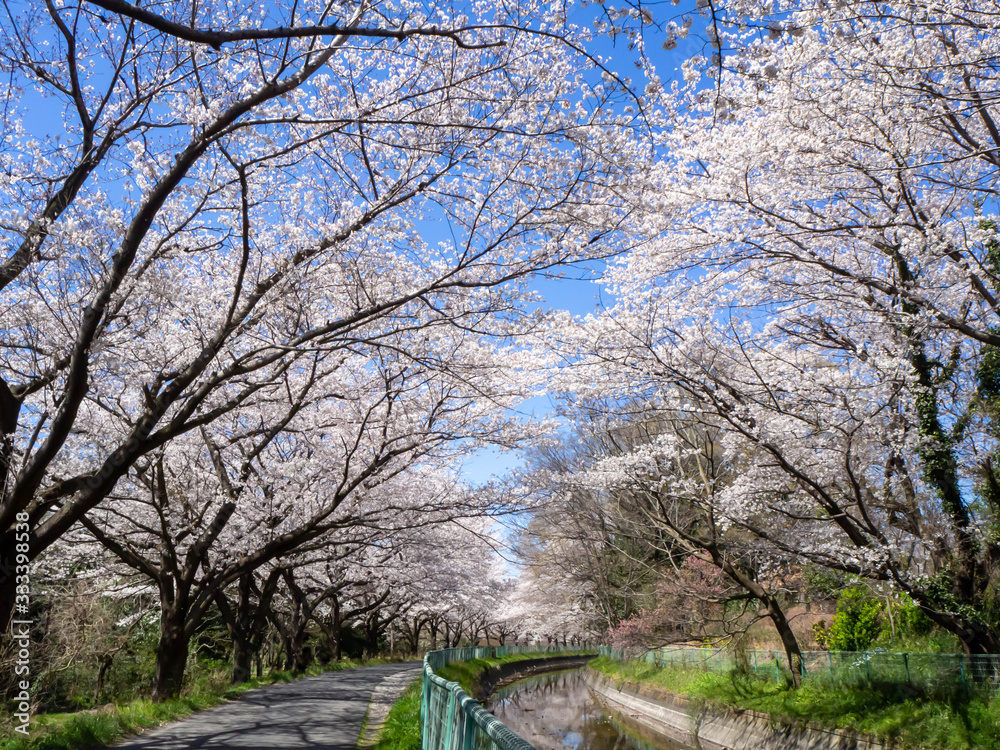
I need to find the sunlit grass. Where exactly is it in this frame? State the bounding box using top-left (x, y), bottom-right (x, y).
top-left (373, 680), bottom-right (422, 750)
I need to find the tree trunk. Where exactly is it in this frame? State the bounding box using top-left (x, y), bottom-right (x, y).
top-left (406, 616), bottom-right (422, 654)
top-left (270, 633), bottom-right (282, 670)
top-left (95, 652), bottom-right (114, 702)
top-left (153, 610), bottom-right (191, 701)
top-left (296, 645), bottom-right (311, 673)
top-left (365, 618), bottom-right (380, 655)
top-left (232, 635), bottom-right (253, 684)
top-left (715, 561), bottom-right (803, 685)
top-left (764, 596), bottom-right (803, 686)
top-left (279, 619), bottom-right (310, 673)
top-left (216, 576), bottom-right (255, 684)
top-left (330, 627), bottom-right (341, 662)
top-left (330, 596), bottom-right (342, 661)
top-left (0, 531), bottom-right (18, 634)
top-left (0, 425), bottom-right (20, 638)
top-left (278, 629), bottom-right (293, 671)
top-left (290, 632), bottom-right (309, 673)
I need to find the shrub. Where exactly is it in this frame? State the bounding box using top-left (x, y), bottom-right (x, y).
top-left (827, 587), bottom-right (882, 651)
top-left (812, 619), bottom-right (829, 649)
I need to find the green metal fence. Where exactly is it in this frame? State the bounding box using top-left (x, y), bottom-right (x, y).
top-left (421, 645), bottom-right (592, 750)
top-left (599, 645), bottom-right (1000, 695)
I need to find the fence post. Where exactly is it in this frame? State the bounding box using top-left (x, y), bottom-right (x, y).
top-left (773, 651), bottom-right (780, 684)
top-left (865, 652), bottom-right (872, 685)
top-left (827, 651), bottom-right (834, 684)
top-left (443, 687), bottom-right (458, 750)
top-left (958, 655), bottom-right (969, 697)
top-left (460, 697), bottom-right (477, 750)
top-left (903, 653), bottom-right (911, 685)
top-left (421, 671), bottom-right (431, 750)
top-left (753, 650), bottom-right (758, 674)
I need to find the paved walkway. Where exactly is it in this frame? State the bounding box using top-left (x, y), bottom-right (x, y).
top-left (114, 662), bottom-right (422, 750)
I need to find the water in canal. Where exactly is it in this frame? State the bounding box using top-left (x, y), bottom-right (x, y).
top-left (487, 669), bottom-right (688, 750)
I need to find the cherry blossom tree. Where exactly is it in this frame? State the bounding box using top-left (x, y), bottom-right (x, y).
top-left (501, 554), bottom-right (599, 645)
top-left (214, 566), bottom-right (283, 683)
top-left (72, 341), bottom-right (531, 697)
top-left (0, 0), bottom-right (648, 632)
top-left (98, 463), bottom-right (486, 696)
top-left (553, 0), bottom-right (1000, 657)
top-left (517, 399), bottom-right (809, 675)
top-left (514, 423), bottom-right (662, 633)
top-left (386, 518), bottom-right (513, 647)
top-left (609, 554), bottom-right (741, 650)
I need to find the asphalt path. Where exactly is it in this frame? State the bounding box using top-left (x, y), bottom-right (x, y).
top-left (114, 661), bottom-right (422, 750)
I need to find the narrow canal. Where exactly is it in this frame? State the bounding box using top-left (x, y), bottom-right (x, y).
top-left (487, 669), bottom-right (687, 750)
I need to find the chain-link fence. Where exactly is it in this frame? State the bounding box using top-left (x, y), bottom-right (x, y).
top-left (599, 645), bottom-right (1000, 696)
top-left (421, 645), bottom-right (593, 750)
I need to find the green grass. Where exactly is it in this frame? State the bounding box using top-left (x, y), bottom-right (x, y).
top-left (0, 656), bottom-right (408, 750)
top-left (589, 656), bottom-right (1000, 750)
top-left (0, 696), bottom-right (232, 750)
top-left (373, 680), bottom-right (422, 750)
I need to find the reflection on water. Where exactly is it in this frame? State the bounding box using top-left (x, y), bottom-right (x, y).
top-left (487, 669), bottom-right (687, 750)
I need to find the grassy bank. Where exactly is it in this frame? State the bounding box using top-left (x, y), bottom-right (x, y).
top-left (0, 657), bottom-right (404, 750)
top-left (373, 651), bottom-right (592, 750)
top-left (589, 655), bottom-right (1000, 750)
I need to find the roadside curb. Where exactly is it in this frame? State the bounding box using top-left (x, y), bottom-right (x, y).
top-left (358, 666), bottom-right (423, 748)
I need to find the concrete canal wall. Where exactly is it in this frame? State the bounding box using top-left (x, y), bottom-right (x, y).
top-left (585, 669), bottom-right (885, 750)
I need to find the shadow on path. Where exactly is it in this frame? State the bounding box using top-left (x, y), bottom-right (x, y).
top-left (114, 662), bottom-right (422, 750)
